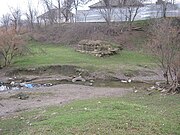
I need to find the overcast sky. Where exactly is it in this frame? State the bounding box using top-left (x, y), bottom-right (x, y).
top-left (0, 0), bottom-right (179, 18)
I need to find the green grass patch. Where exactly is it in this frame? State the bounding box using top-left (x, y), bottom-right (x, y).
top-left (13, 42), bottom-right (155, 71)
top-left (1, 92), bottom-right (179, 135)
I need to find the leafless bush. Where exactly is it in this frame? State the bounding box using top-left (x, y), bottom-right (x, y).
top-left (31, 23), bottom-right (125, 44)
top-left (148, 18), bottom-right (180, 93)
top-left (0, 29), bottom-right (26, 67)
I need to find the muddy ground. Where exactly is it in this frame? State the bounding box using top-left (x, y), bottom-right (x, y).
top-left (0, 65), bottom-right (165, 117)
top-left (0, 84), bottom-right (132, 117)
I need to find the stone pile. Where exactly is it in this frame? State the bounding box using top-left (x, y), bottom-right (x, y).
top-left (76, 40), bottom-right (122, 57)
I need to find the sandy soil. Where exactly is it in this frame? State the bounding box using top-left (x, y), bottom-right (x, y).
top-left (0, 84), bottom-right (132, 117)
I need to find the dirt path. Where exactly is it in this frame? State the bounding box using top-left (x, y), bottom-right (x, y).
top-left (0, 84), bottom-right (132, 117)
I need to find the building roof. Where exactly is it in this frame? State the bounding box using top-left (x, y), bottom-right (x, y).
top-left (89, 0), bottom-right (144, 9)
top-left (38, 8), bottom-right (74, 19)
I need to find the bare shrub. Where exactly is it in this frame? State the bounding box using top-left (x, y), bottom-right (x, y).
top-left (148, 18), bottom-right (180, 93)
top-left (31, 23), bottom-right (126, 45)
top-left (0, 29), bottom-right (26, 67)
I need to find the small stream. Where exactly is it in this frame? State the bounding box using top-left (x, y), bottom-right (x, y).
top-left (0, 79), bottom-right (153, 92)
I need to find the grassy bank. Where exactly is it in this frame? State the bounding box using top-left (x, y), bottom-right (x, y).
top-left (0, 91), bottom-right (179, 135)
top-left (14, 42), bottom-right (155, 71)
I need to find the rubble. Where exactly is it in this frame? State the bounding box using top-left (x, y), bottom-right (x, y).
top-left (76, 40), bottom-right (121, 57)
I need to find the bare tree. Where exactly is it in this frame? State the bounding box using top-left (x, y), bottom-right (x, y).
top-left (57, 0), bottom-right (62, 23)
top-left (117, 0), bottom-right (145, 31)
top-left (73, 0), bottom-right (80, 22)
top-left (72, 0), bottom-right (91, 22)
top-left (26, 1), bottom-right (38, 31)
top-left (162, 0), bottom-right (169, 18)
top-left (1, 14), bottom-right (11, 31)
top-left (0, 29), bottom-right (25, 67)
top-left (156, 0), bottom-right (176, 18)
top-left (61, 0), bottom-right (74, 22)
top-left (99, 0), bottom-right (114, 25)
top-left (148, 18), bottom-right (180, 93)
top-left (41, 0), bottom-right (56, 24)
top-left (9, 7), bottom-right (22, 33)
top-left (81, 10), bottom-right (89, 22)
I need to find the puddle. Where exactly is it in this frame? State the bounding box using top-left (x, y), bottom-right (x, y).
top-left (93, 80), bottom-right (152, 88)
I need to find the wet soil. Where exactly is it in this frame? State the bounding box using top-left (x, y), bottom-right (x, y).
top-left (0, 65), bottom-right (165, 117)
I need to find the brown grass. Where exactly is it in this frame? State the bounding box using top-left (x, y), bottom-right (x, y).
top-left (30, 23), bottom-right (147, 50)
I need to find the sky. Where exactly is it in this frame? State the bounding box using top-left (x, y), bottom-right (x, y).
top-left (0, 0), bottom-right (180, 18)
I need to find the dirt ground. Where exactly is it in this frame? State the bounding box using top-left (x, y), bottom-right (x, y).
top-left (0, 66), bottom-right (165, 117)
top-left (0, 84), bottom-right (132, 117)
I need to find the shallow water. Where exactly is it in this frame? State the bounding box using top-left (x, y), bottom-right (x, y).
top-left (0, 79), bottom-right (153, 92)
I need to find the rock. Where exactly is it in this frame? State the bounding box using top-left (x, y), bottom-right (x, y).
top-left (151, 86), bottom-right (156, 89)
top-left (72, 76), bottom-right (86, 83)
top-left (90, 80), bottom-right (95, 83)
top-left (121, 79), bottom-right (132, 83)
top-left (19, 83), bottom-right (26, 87)
top-left (20, 117), bottom-right (24, 120)
top-left (51, 112), bottom-right (57, 115)
top-left (89, 83), bottom-right (93, 86)
top-left (134, 90), bottom-right (138, 93)
top-left (8, 78), bottom-right (13, 81)
top-left (121, 80), bottom-right (128, 83)
top-left (0, 81), bottom-right (3, 86)
top-left (10, 81), bottom-right (15, 86)
top-left (155, 82), bottom-right (161, 86)
top-left (161, 89), bottom-right (167, 93)
top-left (10, 92), bottom-right (29, 100)
top-left (43, 83), bottom-right (53, 87)
top-left (127, 79), bottom-right (132, 83)
top-left (11, 87), bottom-right (20, 90)
top-left (147, 86), bottom-right (156, 91)
top-left (17, 93), bottom-right (29, 100)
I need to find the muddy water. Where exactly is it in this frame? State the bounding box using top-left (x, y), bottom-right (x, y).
top-left (93, 80), bottom-right (152, 88)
